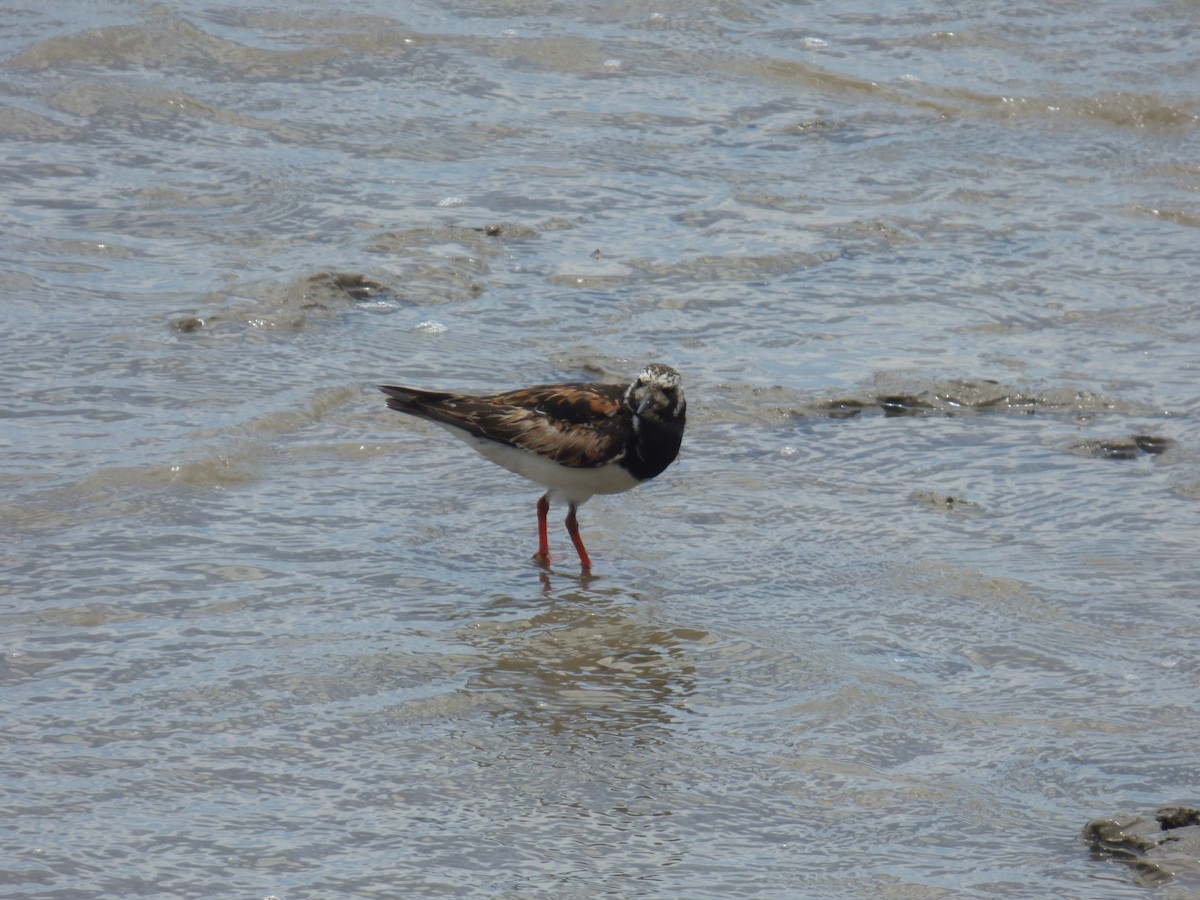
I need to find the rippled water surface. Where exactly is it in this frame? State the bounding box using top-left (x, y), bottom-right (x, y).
top-left (3, 1), bottom-right (1199, 897)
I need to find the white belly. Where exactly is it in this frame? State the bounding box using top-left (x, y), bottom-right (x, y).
top-left (438, 424), bottom-right (639, 505)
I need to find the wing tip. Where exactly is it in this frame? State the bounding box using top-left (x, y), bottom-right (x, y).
top-left (379, 384), bottom-right (423, 415)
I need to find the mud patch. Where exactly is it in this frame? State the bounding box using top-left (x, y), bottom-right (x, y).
top-left (910, 491), bottom-right (984, 514)
top-left (806, 376), bottom-right (1137, 419)
top-left (1083, 805), bottom-right (1200, 887)
top-left (707, 375), bottom-right (1152, 427)
top-left (1066, 434), bottom-right (1174, 460)
top-left (170, 271), bottom-right (394, 334)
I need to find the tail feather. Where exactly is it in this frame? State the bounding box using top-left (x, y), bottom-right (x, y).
top-left (380, 385), bottom-right (456, 412)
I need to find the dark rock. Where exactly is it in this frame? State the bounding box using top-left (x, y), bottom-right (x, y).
top-left (1083, 805), bottom-right (1200, 887)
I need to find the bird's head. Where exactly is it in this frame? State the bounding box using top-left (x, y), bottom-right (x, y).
top-left (626, 363), bottom-right (686, 426)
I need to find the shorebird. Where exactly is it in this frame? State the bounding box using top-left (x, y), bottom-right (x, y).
top-left (379, 363), bottom-right (686, 571)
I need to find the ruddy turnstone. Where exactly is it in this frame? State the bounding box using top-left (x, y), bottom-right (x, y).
top-left (379, 363), bottom-right (686, 571)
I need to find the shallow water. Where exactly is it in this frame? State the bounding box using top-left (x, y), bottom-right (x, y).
top-left (3, 1), bottom-right (1199, 896)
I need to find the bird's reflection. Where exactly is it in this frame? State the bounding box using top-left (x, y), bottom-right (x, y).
top-left (461, 580), bottom-right (705, 744)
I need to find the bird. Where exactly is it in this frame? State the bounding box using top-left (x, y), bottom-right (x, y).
top-left (378, 363), bottom-right (686, 572)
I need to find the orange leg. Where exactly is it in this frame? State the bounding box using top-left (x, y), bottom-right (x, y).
top-left (533, 493), bottom-right (551, 565)
top-left (564, 502), bottom-right (592, 572)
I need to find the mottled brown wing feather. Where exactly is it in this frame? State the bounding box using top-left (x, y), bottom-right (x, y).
top-left (381, 381), bottom-right (631, 469)
top-left (474, 382), bottom-right (629, 468)
top-left (489, 382), bottom-right (625, 422)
